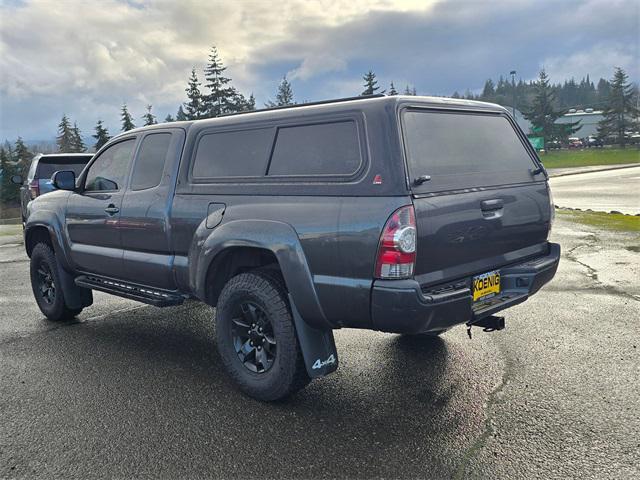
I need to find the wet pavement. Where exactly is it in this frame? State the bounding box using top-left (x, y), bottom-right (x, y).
top-left (1, 216), bottom-right (638, 479)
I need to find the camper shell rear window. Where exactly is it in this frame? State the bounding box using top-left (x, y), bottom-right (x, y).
top-left (402, 109), bottom-right (540, 192)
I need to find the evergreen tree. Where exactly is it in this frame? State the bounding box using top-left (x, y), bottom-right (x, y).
top-left (266, 76), bottom-right (295, 107)
top-left (451, 91), bottom-right (461, 99)
top-left (481, 79), bottom-right (495, 100)
top-left (596, 78), bottom-right (611, 105)
top-left (230, 91), bottom-right (256, 112)
top-left (14, 137), bottom-right (32, 177)
top-left (388, 82), bottom-right (398, 96)
top-left (93, 120), bottom-right (111, 150)
top-left (403, 85), bottom-right (417, 96)
top-left (184, 68), bottom-right (206, 120)
top-left (121, 104), bottom-right (135, 131)
top-left (176, 105), bottom-right (187, 121)
top-left (361, 70), bottom-right (382, 96)
top-left (203, 46), bottom-right (235, 117)
top-left (523, 69), bottom-right (579, 144)
top-left (56, 114), bottom-right (74, 152)
top-left (164, 114), bottom-right (175, 123)
top-left (1, 147), bottom-right (20, 203)
top-left (70, 122), bottom-right (86, 152)
top-left (246, 93), bottom-right (256, 111)
top-left (142, 104), bottom-right (157, 126)
top-left (597, 67), bottom-right (639, 147)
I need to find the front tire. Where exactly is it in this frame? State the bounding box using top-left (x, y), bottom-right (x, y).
top-left (30, 243), bottom-right (82, 321)
top-left (215, 271), bottom-right (309, 401)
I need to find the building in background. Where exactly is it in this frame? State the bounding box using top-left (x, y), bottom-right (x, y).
top-left (555, 109), bottom-right (603, 138)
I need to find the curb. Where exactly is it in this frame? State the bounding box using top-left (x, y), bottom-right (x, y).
top-left (555, 206), bottom-right (640, 217)
top-left (548, 163), bottom-right (640, 178)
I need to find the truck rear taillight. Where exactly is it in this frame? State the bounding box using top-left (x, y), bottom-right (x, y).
top-left (29, 180), bottom-right (39, 199)
top-left (375, 205), bottom-right (416, 279)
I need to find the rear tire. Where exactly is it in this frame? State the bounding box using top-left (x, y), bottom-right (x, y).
top-left (30, 243), bottom-right (83, 321)
top-left (215, 270), bottom-right (310, 401)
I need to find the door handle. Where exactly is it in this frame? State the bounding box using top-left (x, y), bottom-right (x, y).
top-left (480, 199), bottom-right (504, 211)
top-left (104, 204), bottom-right (119, 215)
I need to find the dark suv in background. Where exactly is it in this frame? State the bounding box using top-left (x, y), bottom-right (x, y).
top-left (21, 95), bottom-right (559, 401)
top-left (13, 153), bottom-right (93, 223)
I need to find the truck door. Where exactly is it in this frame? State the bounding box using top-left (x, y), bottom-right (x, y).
top-left (118, 129), bottom-right (185, 290)
top-left (66, 137), bottom-right (137, 278)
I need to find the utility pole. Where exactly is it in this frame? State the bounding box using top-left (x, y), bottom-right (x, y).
top-left (510, 70), bottom-right (517, 120)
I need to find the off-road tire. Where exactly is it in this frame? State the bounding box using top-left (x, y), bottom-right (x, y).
top-left (216, 270), bottom-right (310, 401)
top-left (30, 243), bottom-right (82, 321)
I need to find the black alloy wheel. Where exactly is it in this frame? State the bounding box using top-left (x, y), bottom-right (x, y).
top-left (231, 301), bottom-right (277, 373)
top-left (36, 261), bottom-right (56, 305)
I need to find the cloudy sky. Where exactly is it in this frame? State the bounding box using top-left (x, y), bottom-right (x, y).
top-left (0, 0), bottom-right (638, 142)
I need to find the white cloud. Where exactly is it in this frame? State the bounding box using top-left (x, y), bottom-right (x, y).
top-left (288, 54), bottom-right (348, 81)
top-left (0, 0), bottom-right (636, 141)
top-left (0, 0), bottom-right (434, 139)
top-left (543, 43), bottom-right (639, 83)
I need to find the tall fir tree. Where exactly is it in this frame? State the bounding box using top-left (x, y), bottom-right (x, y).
top-left (404, 84), bottom-right (418, 96)
top-left (121, 104), bottom-right (135, 131)
top-left (142, 105), bottom-right (157, 126)
top-left (93, 120), bottom-right (111, 151)
top-left (266, 76), bottom-right (295, 107)
top-left (596, 78), bottom-right (611, 105)
top-left (1, 146), bottom-right (19, 203)
top-left (164, 114), bottom-right (175, 123)
top-left (523, 69), bottom-right (579, 144)
top-left (184, 68), bottom-right (206, 120)
top-left (246, 93), bottom-right (256, 111)
top-left (597, 67), bottom-right (639, 147)
top-left (203, 46), bottom-right (235, 117)
top-left (229, 91), bottom-right (255, 112)
top-left (56, 114), bottom-right (74, 153)
top-left (176, 105), bottom-right (187, 121)
top-left (481, 79), bottom-right (496, 100)
top-left (388, 82), bottom-right (398, 96)
top-left (14, 137), bottom-right (32, 177)
top-left (70, 122), bottom-right (86, 152)
top-left (361, 71), bottom-right (382, 96)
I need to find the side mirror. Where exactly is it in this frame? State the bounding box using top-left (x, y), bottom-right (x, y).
top-left (11, 175), bottom-right (23, 185)
top-left (51, 170), bottom-right (76, 191)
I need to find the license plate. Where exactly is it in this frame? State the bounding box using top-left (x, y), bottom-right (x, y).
top-left (473, 270), bottom-right (501, 301)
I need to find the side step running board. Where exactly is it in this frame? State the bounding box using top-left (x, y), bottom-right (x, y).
top-left (75, 275), bottom-right (185, 307)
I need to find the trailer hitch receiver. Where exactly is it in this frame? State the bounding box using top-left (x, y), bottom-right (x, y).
top-left (466, 315), bottom-right (505, 339)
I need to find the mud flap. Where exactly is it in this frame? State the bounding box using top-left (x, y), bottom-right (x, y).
top-left (288, 294), bottom-right (338, 378)
top-left (57, 264), bottom-right (93, 310)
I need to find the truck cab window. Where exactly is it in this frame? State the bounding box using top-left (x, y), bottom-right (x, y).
top-left (85, 139), bottom-right (135, 192)
top-left (131, 133), bottom-right (172, 190)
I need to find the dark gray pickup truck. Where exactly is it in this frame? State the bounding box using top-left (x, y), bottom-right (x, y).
top-left (23, 95), bottom-right (560, 400)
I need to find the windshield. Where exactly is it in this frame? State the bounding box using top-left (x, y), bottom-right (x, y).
top-left (402, 110), bottom-right (539, 192)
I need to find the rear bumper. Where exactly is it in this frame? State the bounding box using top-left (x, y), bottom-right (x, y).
top-left (371, 242), bottom-right (560, 334)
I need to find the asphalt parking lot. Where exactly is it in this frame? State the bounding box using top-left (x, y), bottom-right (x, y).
top-left (1, 215), bottom-right (638, 479)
